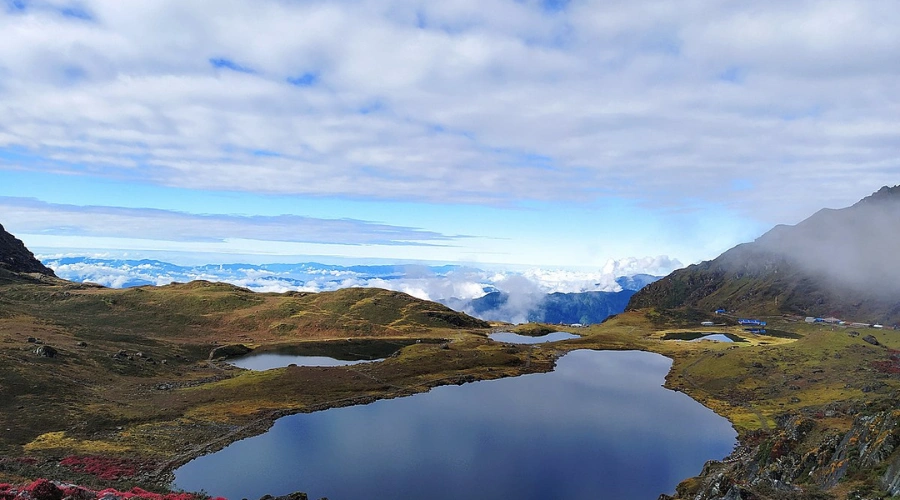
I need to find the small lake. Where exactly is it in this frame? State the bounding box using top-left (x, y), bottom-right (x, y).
top-left (175, 350), bottom-right (736, 500)
top-left (228, 339), bottom-right (429, 370)
top-left (489, 331), bottom-right (580, 344)
top-left (229, 354), bottom-right (381, 370)
top-left (663, 332), bottom-right (747, 343)
top-left (692, 334), bottom-right (735, 343)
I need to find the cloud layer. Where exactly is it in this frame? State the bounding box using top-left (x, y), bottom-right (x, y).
top-left (39, 253), bottom-right (677, 297)
top-left (2, 0), bottom-right (898, 222)
top-left (38, 253), bottom-right (676, 322)
top-left (1, 197), bottom-right (456, 245)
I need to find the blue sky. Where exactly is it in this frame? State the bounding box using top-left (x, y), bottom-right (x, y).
top-left (1, 0), bottom-right (898, 273)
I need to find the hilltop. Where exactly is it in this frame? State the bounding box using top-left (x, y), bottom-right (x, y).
top-left (628, 186), bottom-right (900, 325)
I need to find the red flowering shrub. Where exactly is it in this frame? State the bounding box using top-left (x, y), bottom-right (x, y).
top-left (60, 485), bottom-right (94, 500)
top-left (0, 480), bottom-right (214, 500)
top-left (872, 349), bottom-right (900, 374)
top-left (23, 480), bottom-right (62, 500)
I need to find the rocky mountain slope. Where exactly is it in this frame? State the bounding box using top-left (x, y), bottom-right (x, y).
top-left (0, 223), bottom-right (56, 277)
top-left (628, 186), bottom-right (900, 325)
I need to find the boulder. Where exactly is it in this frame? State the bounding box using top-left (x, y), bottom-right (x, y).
top-left (34, 345), bottom-right (57, 358)
top-left (209, 344), bottom-right (252, 359)
top-left (863, 334), bottom-right (881, 346)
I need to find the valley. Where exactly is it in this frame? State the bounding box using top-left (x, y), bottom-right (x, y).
top-left (4, 186), bottom-right (900, 499)
top-left (3, 269), bottom-right (899, 498)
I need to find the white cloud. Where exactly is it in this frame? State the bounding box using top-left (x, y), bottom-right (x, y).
top-left (0, 0), bottom-right (896, 224)
top-left (0, 196), bottom-right (456, 245)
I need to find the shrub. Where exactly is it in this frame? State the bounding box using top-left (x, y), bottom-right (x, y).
top-left (24, 480), bottom-right (62, 500)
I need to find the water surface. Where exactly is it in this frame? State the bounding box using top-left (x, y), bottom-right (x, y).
top-left (175, 350), bottom-right (735, 500)
top-left (663, 332), bottom-right (746, 342)
top-left (230, 353), bottom-right (382, 370)
top-left (489, 331), bottom-right (580, 344)
top-left (228, 339), bottom-right (426, 370)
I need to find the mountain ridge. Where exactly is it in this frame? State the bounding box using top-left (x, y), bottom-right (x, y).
top-left (627, 186), bottom-right (900, 324)
top-left (0, 223), bottom-right (57, 277)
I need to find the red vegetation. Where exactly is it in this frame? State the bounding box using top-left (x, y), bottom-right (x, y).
top-left (58, 456), bottom-right (143, 481)
top-left (872, 349), bottom-right (900, 374)
top-left (0, 481), bottom-right (224, 500)
top-left (23, 480), bottom-right (62, 500)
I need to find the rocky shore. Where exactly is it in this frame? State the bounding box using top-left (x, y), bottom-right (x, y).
top-left (661, 405), bottom-right (900, 499)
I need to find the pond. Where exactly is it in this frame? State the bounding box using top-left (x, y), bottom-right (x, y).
top-left (227, 339), bottom-right (433, 370)
top-left (663, 332), bottom-right (747, 343)
top-left (488, 331), bottom-right (580, 344)
top-left (175, 350), bottom-right (736, 500)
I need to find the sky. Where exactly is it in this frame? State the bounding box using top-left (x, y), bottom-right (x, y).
top-left (1, 0), bottom-right (898, 274)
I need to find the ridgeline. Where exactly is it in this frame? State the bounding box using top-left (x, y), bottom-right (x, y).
top-left (628, 186), bottom-right (900, 326)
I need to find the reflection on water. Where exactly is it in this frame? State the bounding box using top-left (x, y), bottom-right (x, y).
top-left (175, 350), bottom-right (736, 500)
top-left (691, 334), bottom-right (734, 343)
top-left (663, 332), bottom-right (746, 343)
top-left (489, 331), bottom-right (580, 344)
top-left (228, 339), bottom-right (427, 370)
top-left (229, 353), bottom-right (382, 370)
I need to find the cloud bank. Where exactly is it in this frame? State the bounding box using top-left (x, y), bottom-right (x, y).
top-left (39, 254), bottom-right (679, 303)
top-left (1, 0), bottom-right (898, 222)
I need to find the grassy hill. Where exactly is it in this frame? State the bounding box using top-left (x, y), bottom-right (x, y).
top-left (0, 269), bottom-right (501, 481)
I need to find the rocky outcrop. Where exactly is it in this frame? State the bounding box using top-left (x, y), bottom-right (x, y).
top-left (209, 344), bottom-right (252, 359)
top-left (667, 408), bottom-right (900, 499)
top-left (884, 454), bottom-right (900, 496)
top-left (0, 222), bottom-right (56, 276)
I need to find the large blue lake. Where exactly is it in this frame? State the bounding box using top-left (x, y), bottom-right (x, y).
top-left (174, 350), bottom-right (735, 500)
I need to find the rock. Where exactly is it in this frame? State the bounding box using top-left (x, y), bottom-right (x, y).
top-left (0, 223), bottom-right (57, 276)
top-left (862, 334), bottom-right (881, 346)
top-left (209, 344), bottom-right (252, 359)
top-left (26, 337), bottom-right (36, 343)
top-left (883, 453), bottom-right (900, 496)
top-left (34, 345), bottom-right (57, 358)
top-left (265, 492), bottom-right (310, 500)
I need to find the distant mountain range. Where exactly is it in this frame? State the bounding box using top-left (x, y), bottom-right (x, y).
top-left (628, 186), bottom-right (900, 325)
top-left (446, 274), bottom-right (660, 325)
top-left (31, 255), bottom-right (662, 325)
